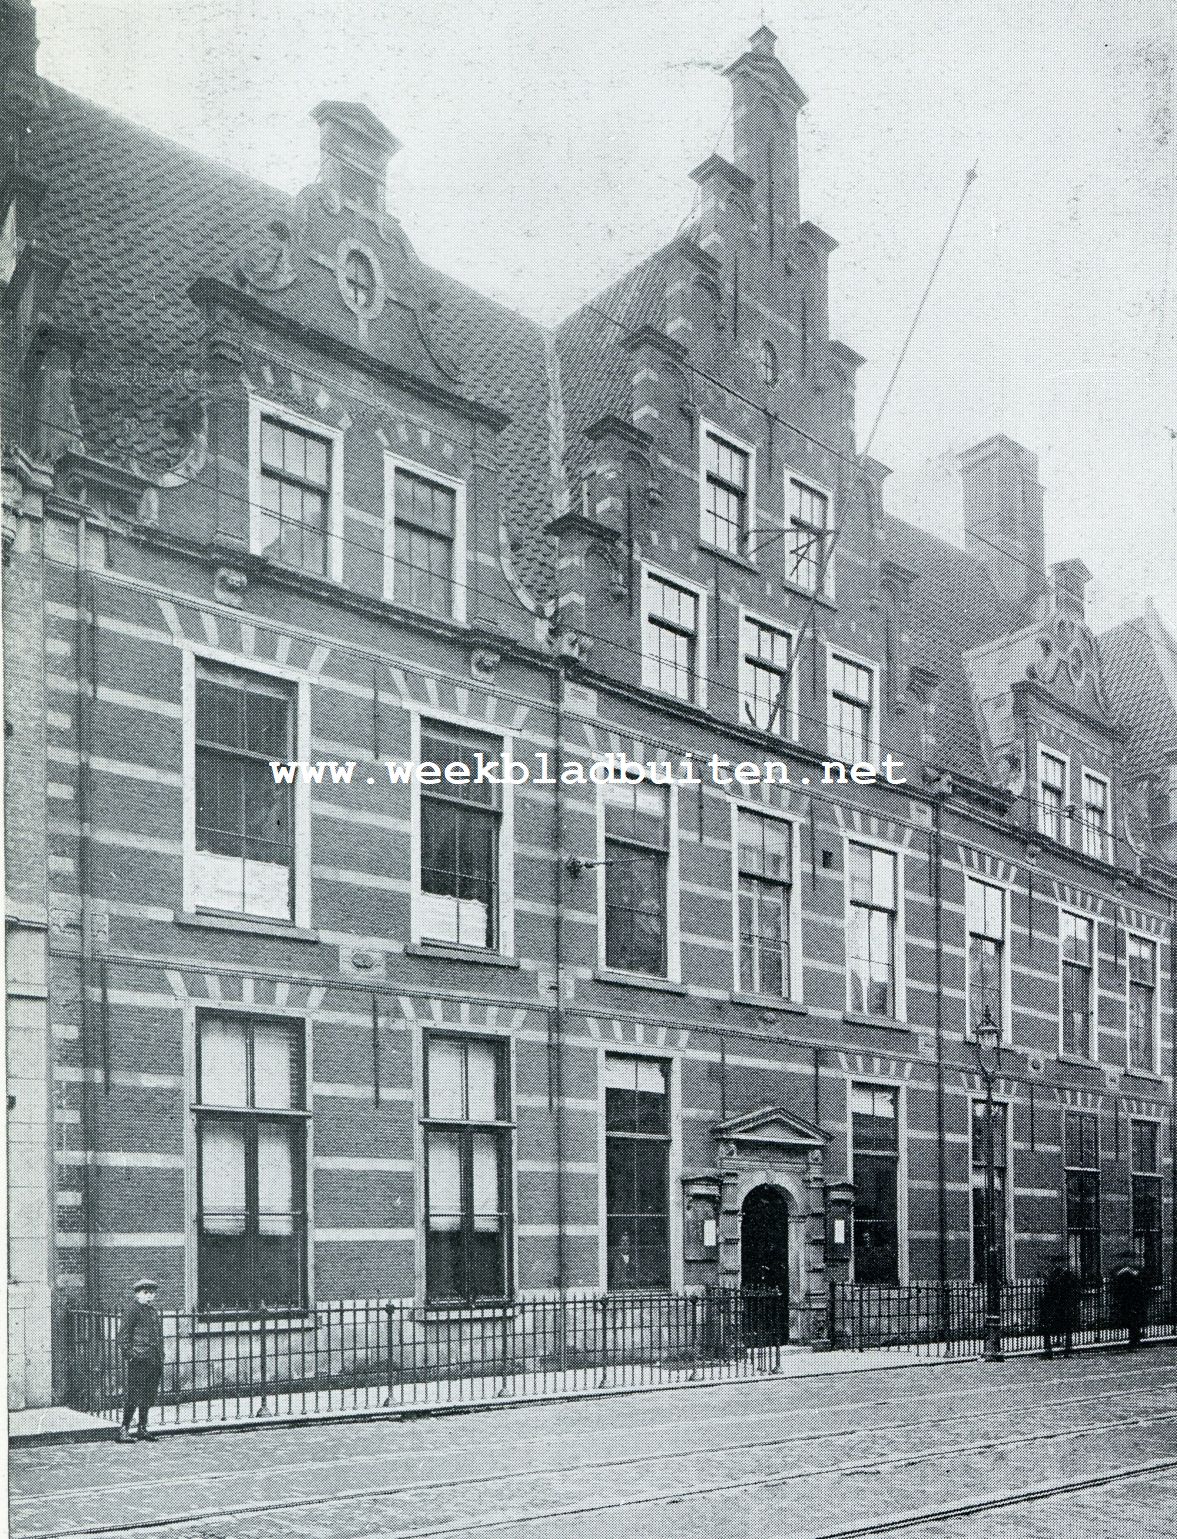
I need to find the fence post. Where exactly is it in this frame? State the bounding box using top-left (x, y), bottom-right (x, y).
top-left (255, 1309), bottom-right (270, 1416)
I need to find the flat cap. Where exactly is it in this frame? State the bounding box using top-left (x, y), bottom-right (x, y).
top-left (131, 1278), bottom-right (158, 1292)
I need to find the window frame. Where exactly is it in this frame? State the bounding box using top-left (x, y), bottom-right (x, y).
top-left (846, 1077), bottom-right (908, 1285)
top-left (596, 777), bottom-right (680, 982)
top-left (1125, 930), bottom-right (1160, 1075)
top-left (782, 463), bottom-right (835, 598)
top-left (969, 1096), bottom-right (1013, 1285)
top-left (1129, 1116), bottom-right (1163, 1281)
top-left (247, 393), bottom-right (345, 584)
top-left (729, 800), bottom-right (802, 1002)
top-left (1079, 768), bottom-right (1113, 863)
top-left (383, 452), bottom-right (468, 624)
top-left (737, 606), bottom-right (797, 739)
top-left (419, 1029), bottom-right (515, 1305)
top-left (698, 419), bottom-right (757, 561)
top-left (639, 563), bottom-right (708, 707)
top-left (181, 646), bottom-right (313, 929)
top-left (825, 643), bottom-right (879, 765)
top-left (1063, 1107), bottom-right (1102, 1286)
top-left (596, 1045), bottom-right (682, 1294)
top-left (1037, 746), bottom-right (1070, 846)
top-left (964, 874), bottom-right (1013, 1044)
top-left (842, 835), bottom-right (907, 1024)
top-left (186, 1006), bottom-right (313, 1315)
top-left (408, 709), bottom-right (515, 957)
top-left (1057, 905), bottom-right (1098, 1062)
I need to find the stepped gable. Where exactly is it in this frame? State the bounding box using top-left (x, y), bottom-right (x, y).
top-left (23, 82), bottom-right (554, 606)
top-left (553, 251), bottom-right (670, 486)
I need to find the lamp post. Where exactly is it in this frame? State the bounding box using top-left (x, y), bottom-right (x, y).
top-left (974, 1006), bottom-right (1004, 1362)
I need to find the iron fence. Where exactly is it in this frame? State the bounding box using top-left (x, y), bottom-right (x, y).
top-left (830, 1278), bottom-right (1175, 1356)
top-left (65, 1287), bottom-right (796, 1425)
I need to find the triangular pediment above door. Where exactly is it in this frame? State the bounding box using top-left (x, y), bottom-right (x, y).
top-left (712, 1106), bottom-right (829, 1151)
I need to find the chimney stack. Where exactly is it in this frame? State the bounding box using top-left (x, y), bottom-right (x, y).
top-left (310, 101), bottom-right (399, 214)
top-left (959, 435), bottom-right (1045, 607)
top-left (1050, 558), bottom-right (1090, 623)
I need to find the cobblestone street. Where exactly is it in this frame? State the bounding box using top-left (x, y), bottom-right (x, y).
top-left (12, 1346), bottom-right (1177, 1539)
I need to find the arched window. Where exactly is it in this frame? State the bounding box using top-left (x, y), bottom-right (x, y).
top-left (760, 340), bottom-right (779, 387)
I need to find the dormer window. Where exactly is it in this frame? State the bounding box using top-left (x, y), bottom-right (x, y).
top-left (343, 249), bottom-right (376, 308)
top-left (1080, 769), bottom-right (1111, 862)
top-left (248, 397), bottom-right (344, 582)
top-left (1037, 749), bottom-right (1068, 843)
top-left (700, 424), bottom-right (754, 559)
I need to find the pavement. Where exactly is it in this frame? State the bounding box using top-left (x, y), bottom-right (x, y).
top-left (10, 1343), bottom-right (1177, 1538)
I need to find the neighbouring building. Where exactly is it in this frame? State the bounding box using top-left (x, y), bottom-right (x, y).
top-left (3, 3), bottom-right (1174, 1408)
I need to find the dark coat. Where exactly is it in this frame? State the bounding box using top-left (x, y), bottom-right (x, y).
top-left (1111, 1264), bottom-right (1148, 1325)
top-left (1040, 1265), bottom-right (1080, 1330)
top-left (117, 1299), bottom-right (164, 1363)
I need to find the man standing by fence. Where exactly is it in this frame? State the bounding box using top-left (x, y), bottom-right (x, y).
top-left (116, 1279), bottom-right (165, 1442)
top-left (1110, 1253), bottom-right (1148, 1350)
top-left (1040, 1257), bottom-right (1080, 1359)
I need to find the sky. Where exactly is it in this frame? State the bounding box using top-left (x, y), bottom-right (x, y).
top-left (35, 1), bottom-right (1176, 638)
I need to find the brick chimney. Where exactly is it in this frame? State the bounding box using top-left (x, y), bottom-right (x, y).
top-left (959, 435), bottom-right (1046, 607)
top-left (310, 101), bottom-right (399, 214)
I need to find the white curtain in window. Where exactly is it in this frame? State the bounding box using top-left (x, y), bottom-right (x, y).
top-left (200, 1122), bottom-right (246, 1233)
top-left (200, 1017), bottom-right (248, 1106)
top-left (256, 1123), bottom-right (294, 1236)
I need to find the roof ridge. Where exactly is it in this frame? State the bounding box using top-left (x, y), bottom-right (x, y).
top-left (40, 78), bottom-right (294, 209)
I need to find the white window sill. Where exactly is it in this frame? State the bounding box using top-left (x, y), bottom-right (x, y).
top-left (843, 1010), bottom-right (909, 1033)
top-left (407, 942), bottom-right (520, 970)
top-left (178, 910), bottom-right (318, 943)
top-left (732, 992), bottom-right (808, 1017)
top-left (594, 969), bottom-right (686, 996)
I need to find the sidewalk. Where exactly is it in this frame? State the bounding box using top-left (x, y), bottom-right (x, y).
top-left (6, 1345), bottom-right (969, 1447)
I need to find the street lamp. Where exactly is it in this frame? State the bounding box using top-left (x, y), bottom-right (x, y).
top-left (973, 1006), bottom-right (1004, 1363)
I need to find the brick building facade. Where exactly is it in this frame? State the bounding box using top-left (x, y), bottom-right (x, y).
top-left (4, 5), bottom-right (1175, 1408)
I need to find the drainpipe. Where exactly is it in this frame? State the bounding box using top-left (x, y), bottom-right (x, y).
top-left (550, 657), bottom-right (567, 1293)
top-left (74, 512), bottom-right (97, 1309)
top-left (931, 793), bottom-right (949, 1288)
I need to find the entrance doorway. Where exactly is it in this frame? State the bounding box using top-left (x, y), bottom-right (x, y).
top-left (740, 1184), bottom-right (790, 1344)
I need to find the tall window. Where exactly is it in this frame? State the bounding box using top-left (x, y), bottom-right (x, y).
top-left (643, 573), bottom-right (702, 703)
top-left (392, 467), bottom-right (457, 618)
top-left (1064, 1109), bottom-right (1100, 1285)
top-left (740, 615), bottom-right (792, 735)
top-left (1131, 1120), bottom-right (1162, 1282)
top-left (851, 1083), bottom-right (901, 1284)
top-left (256, 416), bottom-right (331, 575)
top-left (343, 249), bottom-right (376, 308)
top-left (1060, 911), bottom-right (1095, 1059)
top-left (1038, 751), bottom-right (1068, 843)
top-left (737, 811), bottom-right (792, 999)
top-left (702, 430), bottom-right (750, 556)
top-left (1080, 771), bottom-right (1110, 861)
top-left (971, 1100), bottom-right (1008, 1285)
top-left (785, 475), bottom-right (831, 593)
top-left (1128, 936), bottom-right (1157, 1073)
top-left (847, 843), bottom-right (899, 1019)
top-left (966, 878), bottom-right (1005, 1037)
top-left (195, 1014), bottom-right (306, 1312)
top-left (603, 781), bottom-right (669, 976)
top-left (604, 1055), bottom-right (670, 1290)
top-left (829, 654), bottom-right (874, 763)
top-left (194, 665), bottom-right (293, 920)
top-left (418, 721), bottom-right (501, 949)
top-left (423, 1034), bottom-right (511, 1302)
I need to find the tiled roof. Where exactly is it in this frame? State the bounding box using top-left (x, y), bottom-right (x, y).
top-left (1099, 618), bottom-right (1177, 766)
top-left (881, 515), bottom-right (1029, 779)
top-left (25, 83), bottom-right (555, 598)
top-left (25, 81), bottom-right (1069, 786)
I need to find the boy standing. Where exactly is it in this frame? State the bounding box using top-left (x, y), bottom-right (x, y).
top-left (116, 1279), bottom-right (164, 1442)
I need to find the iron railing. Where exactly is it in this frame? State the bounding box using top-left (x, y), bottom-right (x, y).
top-left (65, 1287), bottom-right (795, 1425)
top-left (829, 1278), bottom-right (1175, 1356)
